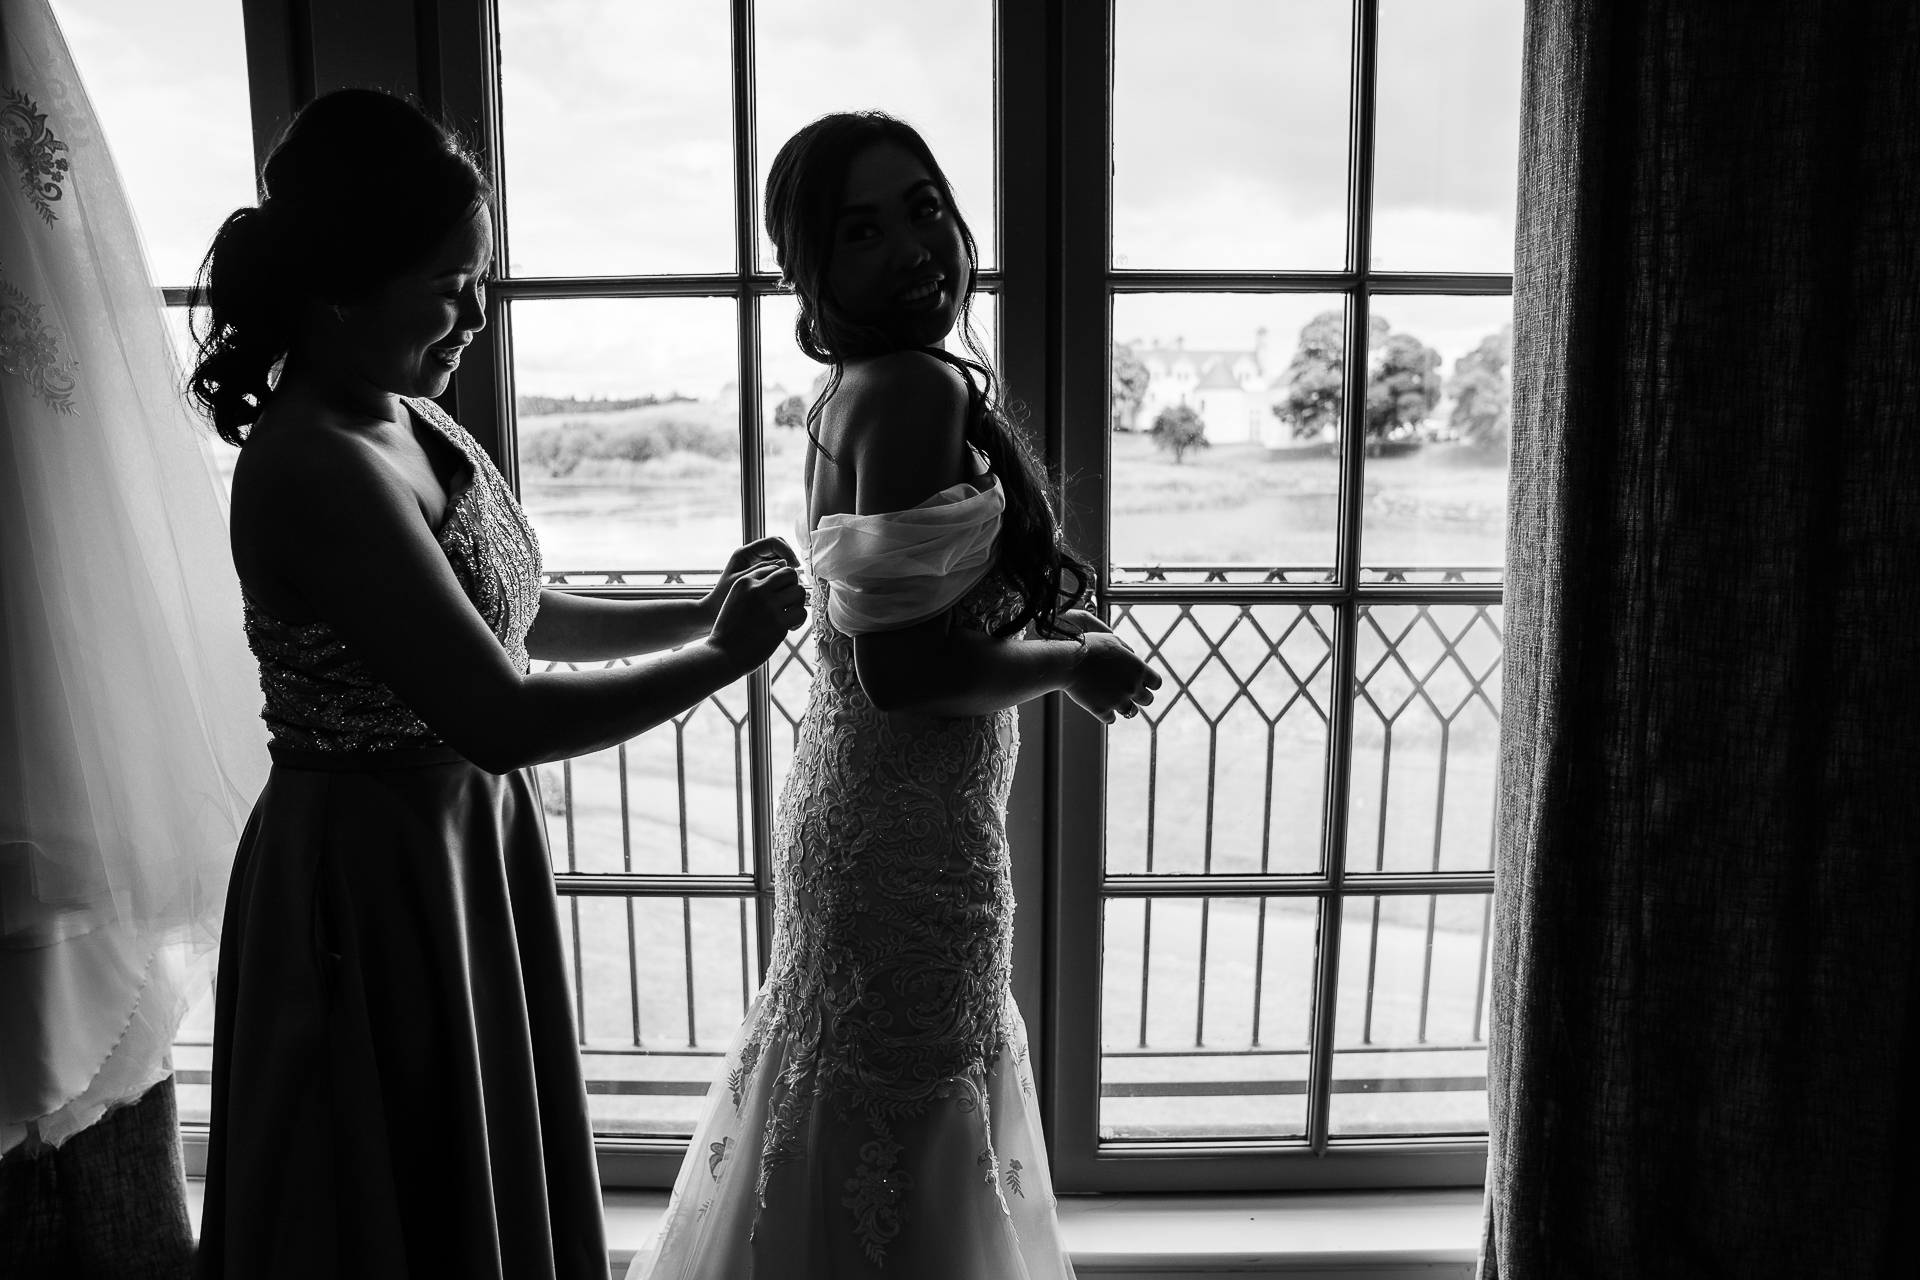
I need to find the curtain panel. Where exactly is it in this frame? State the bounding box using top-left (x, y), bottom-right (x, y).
top-left (1488, 2), bottom-right (1920, 1275)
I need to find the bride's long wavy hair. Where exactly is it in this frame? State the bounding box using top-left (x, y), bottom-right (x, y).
top-left (764, 112), bottom-right (1090, 639)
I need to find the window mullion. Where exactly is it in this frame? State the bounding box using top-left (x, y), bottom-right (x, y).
top-left (1045, 0), bottom-right (1116, 1191)
top-left (726, 0), bottom-right (776, 983)
top-left (1309, 0), bottom-right (1383, 1157)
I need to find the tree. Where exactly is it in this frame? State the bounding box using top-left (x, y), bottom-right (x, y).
top-left (773, 394), bottom-right (806, 430)
top-left (1446, 323), bottom-right (1512, 448)
top-left (1150, 403), bottom-right (1209, 463)
top-left (1272, 311), bottom-right (1358, 440)
top-left (1366, 329), bottom-right (1443, 441)
top-left (1111, 341), bottom-right (1150, 432)
top-left (1271, 311), bottom-right (1442, 444)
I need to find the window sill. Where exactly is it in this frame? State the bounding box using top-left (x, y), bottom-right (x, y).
top-left (184, 1179), bottom-right (1482, 1277)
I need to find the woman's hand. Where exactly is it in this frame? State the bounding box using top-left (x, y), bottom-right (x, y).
top-left (1052, 608), bottom-right (1113, 639)
top-left (707, 561), bottom-right (808, 667)
top-left (703, 537), bottom-right (801, 626)
top-left (1065, 632), bottom-right (1161, 724)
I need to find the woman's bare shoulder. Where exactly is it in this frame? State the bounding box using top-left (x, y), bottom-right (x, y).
top-left (832, 352), bottom-right (968, 452)
top-left (229, 404), bottom-right (423, 572)
top-left (837, 350), bottom-right (968, 409)
top-left (235, 405), bottom-right (405, 512)
top-left (830, 354), bottom-right (972, 514)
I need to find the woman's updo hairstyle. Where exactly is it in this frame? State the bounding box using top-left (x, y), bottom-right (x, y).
top-left (765, 111), bottom-right (1091, 640)
top-left (190, 89), bottom-right (490, 445)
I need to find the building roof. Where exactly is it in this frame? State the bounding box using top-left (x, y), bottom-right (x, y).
top-left (1138, 347), bottom-right (1252, 367)
top-left (1195, 362), bottom-right (1244, 390)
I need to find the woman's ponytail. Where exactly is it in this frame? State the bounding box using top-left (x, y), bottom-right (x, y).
top-left (190, 206), bottom-right (293, 446)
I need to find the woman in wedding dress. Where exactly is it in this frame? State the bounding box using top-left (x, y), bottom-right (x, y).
top-left (190, 91), bottom-right (806, 1278)
top-left (633, 113), bottom-right (1159, 1280)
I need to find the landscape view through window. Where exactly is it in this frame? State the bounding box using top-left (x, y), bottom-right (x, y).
top-left (59, 0), bottom-right (1520, 1160)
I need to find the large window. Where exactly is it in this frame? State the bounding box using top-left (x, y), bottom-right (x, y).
top-left (1052, 0), bottom-right (1518, 1189)
top-left (484, 0), bottom-right (1518, 1190)
top-left (131, 0), bottom-right (1518, 1190)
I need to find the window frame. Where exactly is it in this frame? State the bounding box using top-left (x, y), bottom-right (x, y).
top-left (1042, 0), bottom-right (1503, 1191)
top-left (222, 0), bottom-right (1507, 1193)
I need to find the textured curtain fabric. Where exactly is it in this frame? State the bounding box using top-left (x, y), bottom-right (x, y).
top-left (1486, 2), bottom-right (1920, 1276)
top-left (0, 1078), bottom-right (194, 1279)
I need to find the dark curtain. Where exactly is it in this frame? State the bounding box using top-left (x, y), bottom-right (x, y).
top-left (0, 1078), bottom-right (196, 1279)
top-left (1486, 2), bottom-right (1920, 1275)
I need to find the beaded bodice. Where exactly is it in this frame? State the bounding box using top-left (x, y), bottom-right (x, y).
top-left (242, 398), bottom-right (543, 755)
top-left (746, 569), bottom-right (1026, 1225)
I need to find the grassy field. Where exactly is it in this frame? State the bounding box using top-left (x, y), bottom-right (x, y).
top-left (517, 408), bottom-right (1509, 575)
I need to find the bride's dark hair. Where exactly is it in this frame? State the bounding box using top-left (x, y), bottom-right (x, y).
top-left (189, 89), bottom-right (490, 445)
top-left (764, 112), bottom-right (1090, 639)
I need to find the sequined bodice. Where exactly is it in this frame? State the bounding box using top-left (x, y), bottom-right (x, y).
top-left (746, 570), bottom-right (1025, 1206)
top-left (242, 399), bottom-right (543, 754)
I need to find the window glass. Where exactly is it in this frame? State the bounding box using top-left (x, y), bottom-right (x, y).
top-left (498, 0), bottom-right (736, 275)
top-left (562, 893), bottom-right (762, 1136)
top-left (1358, 294), bottom-right (1513, 580)
top-left (1111, 293), bottom-right (1347, 578)
top-left (509, 297), bottom-right (742, 573)
top-left (1330, 893), bottom-right (1492, 1136)
top-left (1113, 0), bottom-right (1353, 270)
top-left (1349, 603), bottom-right (1503, 876)
top-left (50, 0), bottom-right (255, 286)
top-left (1105, 603), bottom-right (1335, 878)
top-left (754, 0), bottom-right (996, 271)
top-left (1101, 896), bottom-right (1318, 1140)
top-left (1371, 0), bottom-right (1524, 272)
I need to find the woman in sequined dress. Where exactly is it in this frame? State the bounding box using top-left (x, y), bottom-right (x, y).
top-left (189, 91), bottom-right (806, 1280)
top-left (632, 114), bottom-right (1161, 1280)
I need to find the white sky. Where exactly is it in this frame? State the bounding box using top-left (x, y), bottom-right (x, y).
top-left (49, 0), bottom-right (1520, 398)
top-left (49, 0), bottom-right (255, 288)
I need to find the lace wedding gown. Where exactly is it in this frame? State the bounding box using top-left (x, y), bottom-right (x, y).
top-left (633, 478), bottom-right (1075, 1279)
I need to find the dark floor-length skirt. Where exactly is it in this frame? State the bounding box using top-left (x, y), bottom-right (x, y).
top-left (196, 751), bottom-right (605, 1279)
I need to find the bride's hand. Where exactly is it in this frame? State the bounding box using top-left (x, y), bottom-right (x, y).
top-left (1064, 632), bottom-right (1161, 724)
top-left (703, 536), bottom-right (800, 625)
top-left (1053, 608), bottom-right (1113, 639)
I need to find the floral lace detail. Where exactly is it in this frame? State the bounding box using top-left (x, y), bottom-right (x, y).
top-left (748, 570), bottom-right (1026, 1261)
top-left (243, 399), bottom-right (543, 753)
top-left (725, 1037), bottom-right (763, 1110)
top-left (0, 275), bottom-right (76, 411)
top-left (841, 1119), bottom-right (912, 1267)
top-left (0, 88), bottom-right (70, 224)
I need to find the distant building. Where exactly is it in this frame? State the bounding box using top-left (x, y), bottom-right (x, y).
top-left (1125, 331), bottom-right (1289, 446)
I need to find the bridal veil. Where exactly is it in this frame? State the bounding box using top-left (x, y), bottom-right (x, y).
top-left (0, 0), bottom-right (265, 1153)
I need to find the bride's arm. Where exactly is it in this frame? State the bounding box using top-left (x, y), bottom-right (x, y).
top-left (249, 431), bottom-right (802, 772)
top-left (526, 537), bottom-right (799, 662)
top-left (838, 354), bottom-right (1154, 721)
